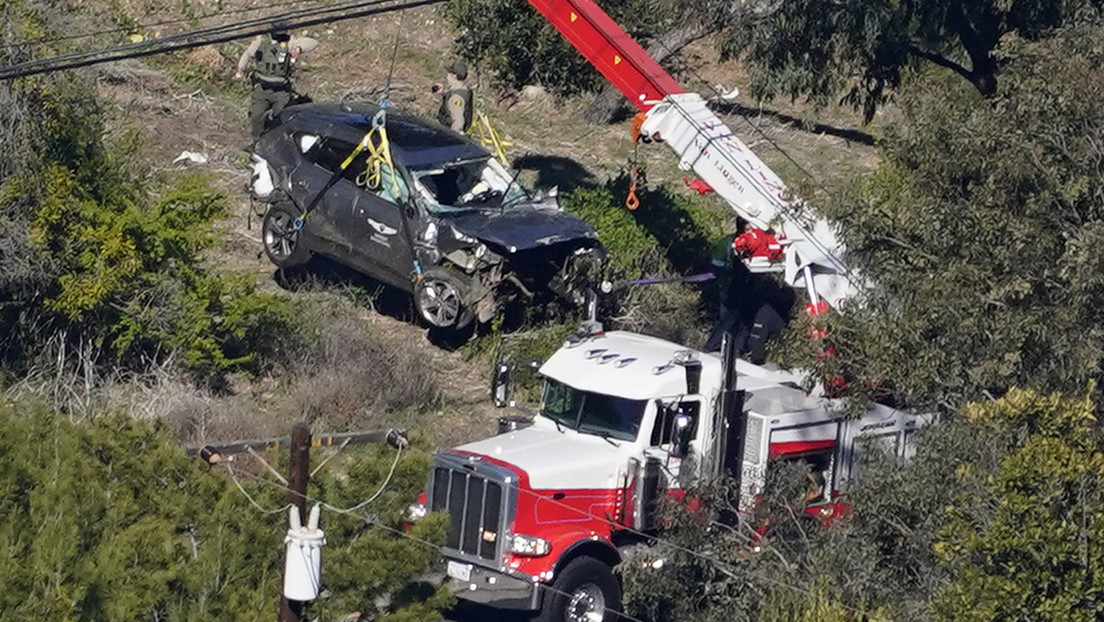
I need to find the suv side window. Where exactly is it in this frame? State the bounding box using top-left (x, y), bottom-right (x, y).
top-left (305, 137), bottom-right (352, 175)
top-left (305, 136), bottom-right (409, 205)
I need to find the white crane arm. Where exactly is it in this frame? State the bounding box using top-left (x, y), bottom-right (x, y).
top-left (640, 93), bottom-right (857, 307)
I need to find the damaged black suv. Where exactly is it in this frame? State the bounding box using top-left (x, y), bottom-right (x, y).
top-left (250, 103), bottom-right (603, 330)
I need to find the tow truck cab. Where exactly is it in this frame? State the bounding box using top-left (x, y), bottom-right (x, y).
top-left (422, 330), bottom-right (927, 620)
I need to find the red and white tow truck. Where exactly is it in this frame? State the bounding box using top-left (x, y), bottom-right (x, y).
top-left (408, 2), bottom-right (920, 621)
top-left (415, 327), bottom-right (925, 622)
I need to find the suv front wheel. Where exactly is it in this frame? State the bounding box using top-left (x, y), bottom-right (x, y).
top-left (414, 268), bottom-right (475, 330)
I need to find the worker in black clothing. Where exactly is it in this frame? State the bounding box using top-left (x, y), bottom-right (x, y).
top-left (703, 222), bottom-right (793, 361)
top-left (236, 25), bottom-right (300, 138)
top-left (432, 60), bottom-right (473, 133)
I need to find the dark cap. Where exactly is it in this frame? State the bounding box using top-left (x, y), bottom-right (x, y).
top-left (445, 60), bottom-right (468, 81)
top-left (270, 22), bottom-right (290, 41)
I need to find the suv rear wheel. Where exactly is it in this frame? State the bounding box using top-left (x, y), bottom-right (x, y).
top-left (414, 268), bottom-right (474, 330)
top-left (262, 200), bottom-right (311, 268)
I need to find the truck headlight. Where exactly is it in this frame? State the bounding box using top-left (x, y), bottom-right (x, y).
top-left (509, 534), bottom-right (551, 557)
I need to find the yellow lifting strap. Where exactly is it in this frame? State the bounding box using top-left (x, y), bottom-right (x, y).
top-left (345, 109), bottom-right (400, 196)
top-left (468, 110), bottom-right (512, 164)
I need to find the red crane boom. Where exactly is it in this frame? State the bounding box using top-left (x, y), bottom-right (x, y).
top-left (526, 0), bottom-right (683, 109)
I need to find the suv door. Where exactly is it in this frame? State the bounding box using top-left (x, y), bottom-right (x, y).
top-left (647, 397), bottom-right (705, 488)
top-left (287, 134), bottom-right (361, 259)
top-left (342, 157), bottom-right (417, 290)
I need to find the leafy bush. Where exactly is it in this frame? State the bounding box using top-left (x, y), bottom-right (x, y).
top-left (821, 22), bottom-right (1104, 410)
top-left (0, 395), bottom-right (449, 621)
top-left (0, 35), bottom-right (301, 388)
top-left (312, 446), bottom-right (454, 621)
top-left (565, 175), bottom-right (726, 345)
top-left (443, 0), bottom-right (667, 96)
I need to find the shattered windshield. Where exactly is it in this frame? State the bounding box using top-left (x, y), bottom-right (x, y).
top-left (411, 157), bottom-right (531, 214)
top-left (540, 379), bottom-right (647, 442)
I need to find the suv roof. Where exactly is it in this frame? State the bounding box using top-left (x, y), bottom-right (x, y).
top-left (274, 103), bottom-right (490, 169)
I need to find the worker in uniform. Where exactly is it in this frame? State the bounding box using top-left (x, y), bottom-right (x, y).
top-left (236, 25), bottom-right (305, 138)
top-left (432, 60), bottom-right (473, 133)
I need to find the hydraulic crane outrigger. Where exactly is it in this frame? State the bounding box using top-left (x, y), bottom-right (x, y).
top-left (528, 0), bottom-right (856, 311)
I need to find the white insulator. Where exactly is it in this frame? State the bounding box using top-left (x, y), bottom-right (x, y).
top-left (284, 504), bottom-right (326, 601)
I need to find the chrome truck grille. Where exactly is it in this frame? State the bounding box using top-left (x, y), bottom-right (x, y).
top-left (429, 452), bottom-right (516, 564)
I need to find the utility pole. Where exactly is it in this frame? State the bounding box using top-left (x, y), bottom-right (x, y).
top-left (193, 425), bottom-right (410, 622)
top-left (280, 424), bottom-right (311, 622)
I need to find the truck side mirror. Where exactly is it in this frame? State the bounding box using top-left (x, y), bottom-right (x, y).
top-left (491, 358), bottom-right (512, 408)
top-left (672, 413), bottom-right (693, 458)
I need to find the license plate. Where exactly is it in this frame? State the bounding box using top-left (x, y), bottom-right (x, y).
top-left (447, 560), bottom-right (472, 582)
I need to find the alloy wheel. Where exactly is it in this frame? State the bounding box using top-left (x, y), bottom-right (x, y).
top-left (264, 211), bottom-right (298, 261)
top-left (417, 278), bottom-right (462, 327)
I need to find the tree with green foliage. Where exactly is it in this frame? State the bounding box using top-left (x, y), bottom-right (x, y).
top-left (443, 0), bottom-right (746, 122)
top-left (803, 21), bottom-right (1104, 410)
top-left (0, 0), bottom-right (300, 389)
top-left (621, 386), bottom-right (1104, 622)
top-left (0, 395), bottom-right (450, 622)
top-left (724, 0), bottom-right (1102, 121)
top-left (932, 388), bottom-right (1104, 621)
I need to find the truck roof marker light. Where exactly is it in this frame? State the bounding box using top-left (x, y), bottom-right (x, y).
top-left (672, 350), bottom-right (698, 365)
top-left (598, 353), bottom-right (619, 364)
top-left (566, 320), bottom-right (605, 348)
top-left (615, 357), bottom-right (637, 368)
top-left (585, 348), bottom-right (608, 359)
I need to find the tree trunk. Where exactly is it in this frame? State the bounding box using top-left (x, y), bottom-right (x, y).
top-left (583, 20), bottom-right (715, 125)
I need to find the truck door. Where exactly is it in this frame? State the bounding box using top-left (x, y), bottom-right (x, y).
top-left (646, 397), bottom-right (705, 489)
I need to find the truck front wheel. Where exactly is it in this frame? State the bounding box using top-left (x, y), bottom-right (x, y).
top-left (536, 557), bottom-right (621, 622)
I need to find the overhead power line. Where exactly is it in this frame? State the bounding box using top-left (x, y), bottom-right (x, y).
top-left (11, 0), bottom-right (329, 49)
top-left (5, 0), bottom-right (375, 73)
top-left (0, 0), bottom-right (446, 81)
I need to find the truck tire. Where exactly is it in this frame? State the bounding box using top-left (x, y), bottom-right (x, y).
top-left (535, 557), bottom-right (621, 622)
top-left (262, 200), bottom-right (311, 268)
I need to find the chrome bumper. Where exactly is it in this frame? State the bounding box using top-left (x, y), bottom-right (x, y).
top-left (448, 562), bottom-right (541, 611)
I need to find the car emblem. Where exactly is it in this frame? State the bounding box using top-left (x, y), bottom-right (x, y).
top-left (368, 218), bottom-right (397, 236)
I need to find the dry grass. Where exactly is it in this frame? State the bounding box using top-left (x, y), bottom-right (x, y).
top-left (279, 307), bottom-right (442, 431)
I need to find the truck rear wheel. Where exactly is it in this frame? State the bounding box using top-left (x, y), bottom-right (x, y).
top-left (536, 557), bottom-right (621, 622)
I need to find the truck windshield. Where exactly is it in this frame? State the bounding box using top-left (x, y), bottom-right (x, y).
top-left (540, 379), bottom-right (647, 442)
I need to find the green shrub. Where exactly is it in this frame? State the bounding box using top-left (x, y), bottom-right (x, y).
top-left (0, 395), bottom-right (449, 621)
top-left (564, 174), bottom-right (725, 346)
top-left (1, 62), bottom-right (301, 387)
